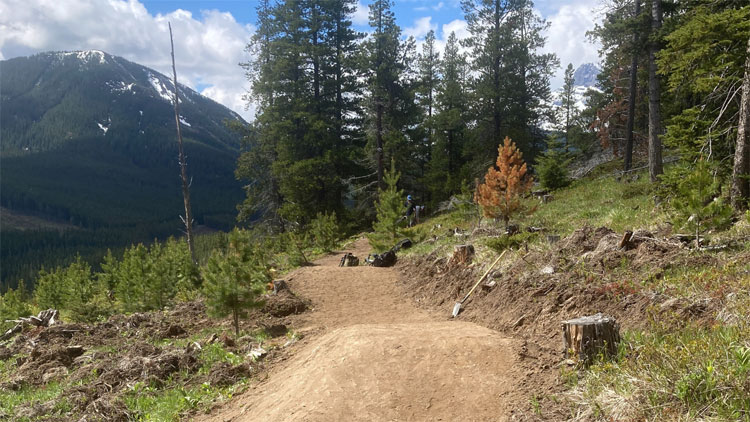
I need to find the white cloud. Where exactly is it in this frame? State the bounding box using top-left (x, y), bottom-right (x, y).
top-left (351, 0), bottom-right (370, 26)
top-left (0, 0), bottom-right (255, 121)
top-left (541, 0), bottom-right (602, 89)
top-left (405, 16), bottom-right (437, 39)
top-left (440, 19), bottom-right (470, 42)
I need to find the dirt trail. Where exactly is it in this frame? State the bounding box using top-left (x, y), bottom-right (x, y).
top-left (201, 239), bottom-right (520, 422)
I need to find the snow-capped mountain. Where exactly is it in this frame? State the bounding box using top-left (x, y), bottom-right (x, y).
top-left (541, 63), bottom-right (602, 131)
top-left (0, 50), bottom-right (246, 232)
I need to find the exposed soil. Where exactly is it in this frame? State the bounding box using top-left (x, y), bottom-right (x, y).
top-left (198, 239), bottom-right (530, 422)
top-left (399, 224), bottom-right (725, 418)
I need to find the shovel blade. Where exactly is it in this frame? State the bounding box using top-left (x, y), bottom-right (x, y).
top-left (452, 302), bottom-right (462, 318)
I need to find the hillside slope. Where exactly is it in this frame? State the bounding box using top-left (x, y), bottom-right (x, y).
top-left (0, 51), bottom-right (247, 287)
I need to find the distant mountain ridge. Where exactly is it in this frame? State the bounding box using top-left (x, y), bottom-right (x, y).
top-left (1, 50), bottom-right (243, 154)
top-left (0, 49), bottom-right (246, 233)
top-left (573, 63), bottom-right (601, 87)
top-left (1, 49), bottom-right (249, 287)
top-left (542, 63), bottom-right (602, 131)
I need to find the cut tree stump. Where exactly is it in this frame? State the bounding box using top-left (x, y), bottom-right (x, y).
top-left (562, 313), bottom-right (620, 363)
top-left (450, 245), bottom-right (475, 266)
top-left (619, 230), bottom-right (634, 249)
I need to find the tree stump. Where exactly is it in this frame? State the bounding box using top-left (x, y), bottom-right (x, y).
top-left (562, 313), bottom-right (620, 363)
top-left (450, 244), bottom-right (475, 266)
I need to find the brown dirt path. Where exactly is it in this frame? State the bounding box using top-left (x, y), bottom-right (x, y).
top-left (199, 239), bottom-right (520, 422)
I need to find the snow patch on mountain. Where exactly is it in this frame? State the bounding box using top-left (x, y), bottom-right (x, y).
top-left (147, 72), bottom-right (174, 104)
top-left (58, 50), bottom-right (108, 64)
top-left (107, 80), bottom-right (135, 94)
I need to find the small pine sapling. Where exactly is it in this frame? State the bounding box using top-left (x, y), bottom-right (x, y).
top-left (475, 137), bottom-right (534, 228)
top-left (672, 161), bottom-right (733, 245)
top-left (536, 136), bottom-right (572, 190)
top-left (202, 229), bottom-right (269, 337)
top-left (309, 211), bottom-right (339, 252)
top-left (368, 160), bottom-right (406, 252)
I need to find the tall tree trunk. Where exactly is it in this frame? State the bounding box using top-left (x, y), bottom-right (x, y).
top-left (168, 23), bottom-right (196, 264)
top-left (492, 0), bottom-right (502, 143)
top-left (731, 36), bottom-right (750, 210)
top-left (647, 0), bottom-right (663, 182)
top-left (624, 0), bottom-right (640, 172)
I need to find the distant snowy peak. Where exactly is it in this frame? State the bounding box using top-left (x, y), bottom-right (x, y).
top-left (573, 63), bottom-right (601, 88)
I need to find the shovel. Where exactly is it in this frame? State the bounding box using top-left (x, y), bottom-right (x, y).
top-left (452, 250), bottom-right (506, 318)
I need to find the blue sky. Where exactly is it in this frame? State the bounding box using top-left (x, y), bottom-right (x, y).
top-left (1, 0), bottom-right (602, 120)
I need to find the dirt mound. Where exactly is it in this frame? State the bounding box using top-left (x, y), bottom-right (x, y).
top-left (206, 323), bottom-right (517, 422)
top-left (262, 289), bottom-right (309, 317)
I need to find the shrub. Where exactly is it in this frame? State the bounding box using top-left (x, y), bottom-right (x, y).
top-left (484, 232), bottom-right (538, 253)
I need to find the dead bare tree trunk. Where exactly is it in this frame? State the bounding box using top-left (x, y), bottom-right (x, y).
top-left (731, 36), bottom-right (750, 211)
top-left (624, 0), bottom-right (640, 172)
top-left (169, 22), bottom-right (196, 263)
top-left (647, 0), bottom-right (664, 182)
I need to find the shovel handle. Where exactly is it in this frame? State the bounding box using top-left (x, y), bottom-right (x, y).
top-left (460, 250), bottom-right (506, 303)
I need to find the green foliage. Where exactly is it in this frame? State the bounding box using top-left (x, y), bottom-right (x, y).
top-left (34, 256), bottom-right (108, 322)
top-left (669, 161), bottom-right (733, 237)
top-left (484, 232), bottom-right (538, 254)
top-left (202, 229), bottom-right (269, 336)
top-left (0, 281), bottom-right (32, 331)
top-left (308, 212), bottom-right (340, 253)
top-left (659, 4), bottom-right (750, 164)
top-left (535, 136), bottom-right (572, 190)
top-left (368, 161), bottom-right (406, 252)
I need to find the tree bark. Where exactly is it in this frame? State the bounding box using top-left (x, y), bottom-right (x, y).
top-left (169, 23), bottom-right (196, 263)
top-left (562, 313), bottom-right (620, 363)
top-left (731, 36), bottom-right (750, 210)
top-left (624, 0), bottom-right (640, 172)
top-left (647, 0), bottom-right (663, 182)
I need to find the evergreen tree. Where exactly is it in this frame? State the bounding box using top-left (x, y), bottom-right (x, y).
top-left (672, 161), bottom-right (733, 242)
top-left (368, 160), bottom-right (406, 252)
top-left (474, 137), bottom-right (534, 228)
top-left (560, 63), bottom-right (576, 152)
top-left (536, 136), bottom-right (572, 190)
top-left (426, 32), bottom-right (471, 206)
top-left (462, 0), bottom-right (556, 167)
top-left (237, 0), bottom-right (364, 226)
top-left (202, 230), bottom-right (269, 337)
top-left (647, 0), bottom-right (664, 181)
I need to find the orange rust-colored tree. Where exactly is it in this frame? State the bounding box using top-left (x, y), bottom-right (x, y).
top-left (474, 137), bottom-right (534, 228)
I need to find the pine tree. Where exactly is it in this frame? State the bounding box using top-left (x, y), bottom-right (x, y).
top-left (202, 230), bottom-right (269, 337)
top-left (647, 0), bottom-right (664, 181)
top-left (462, 0), bottom-right (556, 165)
top-left (360, 0), bottom-right (416, 191)
top-left (672, 161), bottom-right (733, 243)
top-left (427, 32), bottom-right (471, 206)
top-left (560, 63), bottom-right (576, 152)
top-left (474, 137), bottom-right (534, 228)
top-left (536, 136), bottom-right (572, 190)
top-left (368, 160), bottom-right (406, 252)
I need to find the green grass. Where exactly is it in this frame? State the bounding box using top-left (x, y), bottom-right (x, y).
top-left (573, 323), bottom-right (750, 421)
top-left (0, 381), bottom-right (65, 420)
top-left (526, 171), bottom-right (664, 235)
top-left (124, 381), bottom-right (244, 422)
top-left (198, 343), bottom-right (243, 375)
